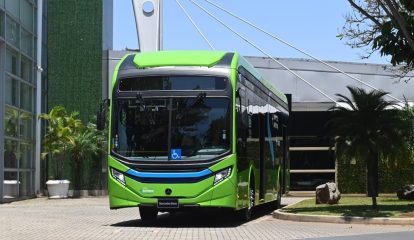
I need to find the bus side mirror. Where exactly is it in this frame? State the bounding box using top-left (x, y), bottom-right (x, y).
top-left (236, 87), bottom-right (245, 100)
top-left (97, 100), bottom-right (108, 131)
top-left (236, 88), bottom-right (240, 98)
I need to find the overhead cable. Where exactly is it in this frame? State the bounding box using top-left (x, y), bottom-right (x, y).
top-left (188, 0), bottom-right (339, 104)
top-left (201, 0), bottom-right (403, 103)
top-left (175, 0), bottom-right (215, 50)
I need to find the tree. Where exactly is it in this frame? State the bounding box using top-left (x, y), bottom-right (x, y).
top-left (327, 86), bottom-right (407, 208)
top-left (341, 0), bottom-right (414, 78)
top-left (400, 102), bottom-right (414, 159)
top-left (40, 106), bottom-right (83, 180)
top-left (40, 106), bottom-right (105, 193)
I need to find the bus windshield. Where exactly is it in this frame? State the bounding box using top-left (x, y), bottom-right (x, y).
top-left (112, 97), bottom-right (231, 161)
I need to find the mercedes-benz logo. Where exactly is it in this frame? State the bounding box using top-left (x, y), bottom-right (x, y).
top-left (165, 188), bottom-right (172, 195)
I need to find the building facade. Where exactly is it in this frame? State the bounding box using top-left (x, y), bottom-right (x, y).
top-left (1, 0), bottom-right (112, 203)
top-left (0, 0), bottom-right (45, 203)
top-left (246, 56), bottom-right (414, 191)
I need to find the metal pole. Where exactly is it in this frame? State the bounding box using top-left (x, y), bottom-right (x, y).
top-left (0, 43), bottom-right (4, 203)
top-left (132, 0), bottom-right (162, 52)
top-left (35, 0), bottom-right (44, 196)
top-left (159, 0), bottom-right (163, 50)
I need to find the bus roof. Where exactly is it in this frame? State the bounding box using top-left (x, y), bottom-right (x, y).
top-left (117, 51), bottom-right (287, 104)
top-left (133, 51), bottom-right (227, 68)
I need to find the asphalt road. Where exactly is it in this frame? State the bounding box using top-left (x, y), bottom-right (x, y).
top-left (0, 197), bottom-right (413, 240)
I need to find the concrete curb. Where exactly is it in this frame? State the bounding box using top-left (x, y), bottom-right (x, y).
top-left (273, 209), bottom-right (414, 225)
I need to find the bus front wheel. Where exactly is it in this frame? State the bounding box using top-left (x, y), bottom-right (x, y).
top-left (239, 179), bottom-right (255, 221)
top-left (139, 206), bottom-right (158, 221)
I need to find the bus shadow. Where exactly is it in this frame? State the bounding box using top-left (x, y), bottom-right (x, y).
top-left (110, 203), bottom-right (281, 228)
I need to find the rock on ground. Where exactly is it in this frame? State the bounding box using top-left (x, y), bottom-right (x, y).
top-left (316, 182), bottom-right (341, 204)
top-left (397, 184), bottom-right (414, 200)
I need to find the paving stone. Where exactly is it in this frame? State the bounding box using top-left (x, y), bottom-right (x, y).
top-left (0, 197), bottom-right (413, 240)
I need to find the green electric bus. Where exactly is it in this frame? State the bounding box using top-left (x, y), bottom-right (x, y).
top-left (99, 51), bottom-right (290, 221)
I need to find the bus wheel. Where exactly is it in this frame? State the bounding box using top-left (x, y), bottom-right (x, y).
top-left (139, 206), bottom-right (158, 221)
top-left (239, 180), bottom-right (254, 221)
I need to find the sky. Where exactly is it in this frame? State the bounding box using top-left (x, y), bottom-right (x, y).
top-left (113, 0), bottom-right (389, 64)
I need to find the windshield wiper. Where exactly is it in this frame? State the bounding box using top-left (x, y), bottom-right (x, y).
top-left (136, 93), bottom-right (146, 110)
top-left (192, 92), bottom-right (207, 107)
top-left (175, 93), bottom-right (208, 119)
top-left (136, 93), bottom-right (156, 124)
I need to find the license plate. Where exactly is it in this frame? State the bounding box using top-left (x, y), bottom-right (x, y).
top-left (157, 199), bottom-right (179, 208)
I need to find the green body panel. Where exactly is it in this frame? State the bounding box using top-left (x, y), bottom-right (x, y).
top-left (230, 53), bottom-right (238, 154)
top-left (133, 51), bottom-right (227, 69)
top-left (108, 155), bottom-right (237, 209)
top-left (108, 54), bottom-right (131, 154)
top-left (236, 169), bottom-right (249, 209)
top-left (231, 53), bottom-right (282, 208)
top-left (108, 51), bottom-right (286, 211)
top-left (110, 54), bottom-right (134, 90)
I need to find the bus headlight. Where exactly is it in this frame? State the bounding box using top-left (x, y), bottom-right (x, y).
top-left (111, 168), bottom-right (126, 185)
top-left (214, 167), bottom-right (232, 185)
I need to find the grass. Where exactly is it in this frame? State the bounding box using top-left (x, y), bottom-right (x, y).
top-left (282, 197), bottom-right (414, 218)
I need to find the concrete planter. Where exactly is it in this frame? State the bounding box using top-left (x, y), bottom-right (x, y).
top-left (46, 180), bottom-right (70, 199)
top-left (3, 180), bottom-right (20, 199)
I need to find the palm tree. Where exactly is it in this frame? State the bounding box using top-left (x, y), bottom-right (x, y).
top-left (41, 106), bottom-right (105, 194)
top-left (327, 86), bottom-right (406, 209)
top-left (400, 103), bottom-right (414, 158)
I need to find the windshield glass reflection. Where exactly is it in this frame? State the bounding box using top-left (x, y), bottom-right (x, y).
top-left (112, 97), bottom-right (230, 161)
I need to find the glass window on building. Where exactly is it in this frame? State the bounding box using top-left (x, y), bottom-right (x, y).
top-left (20, 143), bottom-right (33, 169)
top-left (5, 75), bottom-right (18, 106)
top-left (21, 29), bottom-right (32, 57)
top-left (4, 107), bottom-right (18, 138)
top-left (2, 0), bottom-right (40, 203)
top-left (20, 83), bottom-right (33, 112)
top-left (4, 139), bottom-right (18, 169)
top-left (0, 10), bottom-right (4, 38)
top-left (34, 5), bottom-right (37, 33)
top-left (33, 36), bottom-right (37, 59)
top-left (6, 47), bottom-right (18, 75)
top-left (21, 56), bottom-right (33, 82)
top-left (5, 16), bottom-right (19, 48)
top-left (20, 0), bottom-right (33, 32)
top-left (19, 112), bottom-right (32, 140)
top-left (5, 0), bottom-right (19, 19)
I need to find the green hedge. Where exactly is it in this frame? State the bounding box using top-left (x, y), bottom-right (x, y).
top-left (338, 157), bottom-right (414, 194)
top-left (47, 154), bottom-right (103, 190)
top-left (378, 160), bottom-right (414, 193)
top-left (46, 0), bottom-right (103, 190)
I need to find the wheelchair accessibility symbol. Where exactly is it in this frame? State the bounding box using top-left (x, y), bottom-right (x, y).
top-left (170, 149), bottom-right (182, 160)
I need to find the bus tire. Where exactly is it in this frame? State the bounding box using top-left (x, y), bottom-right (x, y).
top-left (239, 177), bottom-right (254, 221)
top-left (139, 206), bottom-right (158, 221)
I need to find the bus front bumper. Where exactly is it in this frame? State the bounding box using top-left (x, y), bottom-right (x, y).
top-left (108, 170), bottom-right (237, 210)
